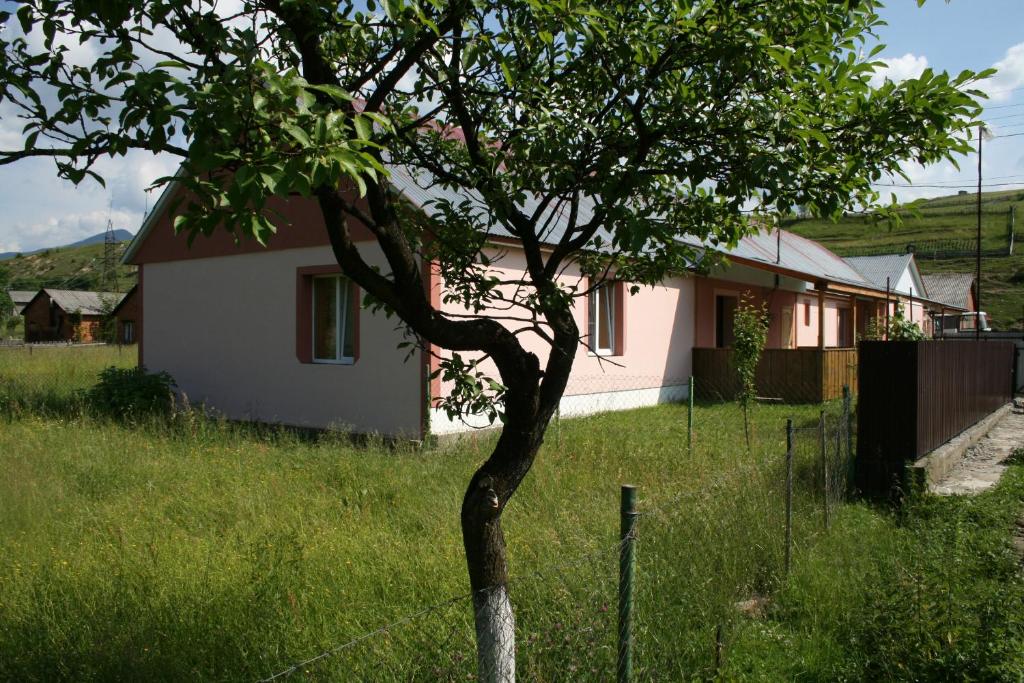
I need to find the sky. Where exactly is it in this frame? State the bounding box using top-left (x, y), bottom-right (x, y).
top-left (1, 1), bottom-right (1023, 253)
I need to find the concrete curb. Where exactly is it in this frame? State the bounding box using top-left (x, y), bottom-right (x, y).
top-left (911, 403), bottom-right (1014, 487)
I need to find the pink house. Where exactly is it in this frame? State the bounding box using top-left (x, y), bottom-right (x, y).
top-left (124, 173), bottom-right (963, 437)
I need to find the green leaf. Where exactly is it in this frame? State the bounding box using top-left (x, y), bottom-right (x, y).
top-left (154, 60), bottom-right (191, 70)
top-left (353, 115), bottom-right (373, 141)
top-left (283, 124), bottom-right (311, 148)
top-left (16, 5), bottom-right (32, 34)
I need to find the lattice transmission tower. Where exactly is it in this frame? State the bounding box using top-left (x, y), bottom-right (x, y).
top-left (101, 218), bottom-right (120, 293)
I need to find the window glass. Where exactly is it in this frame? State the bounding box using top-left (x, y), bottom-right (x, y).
top-left (313, 275), bottom-right (356, 362)
top-left (313, 276), bottom-right (338, 360)
top-left (340, 279), bottom-right (355, 359)
top-left (589, 283), bottom-right (615, 354)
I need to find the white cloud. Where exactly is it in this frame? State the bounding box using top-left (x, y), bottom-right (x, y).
top-left (12, 208), bottom-right (143, 250)
top-left (0, 150), bottom-right (178, 252)
top-left (979, 42), bottom-right (1024, 103)
top-left (869, 53), bottom-right (929, 88)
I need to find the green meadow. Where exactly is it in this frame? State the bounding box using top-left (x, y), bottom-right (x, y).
top-left (1, 346), bottom-right (1023, 681)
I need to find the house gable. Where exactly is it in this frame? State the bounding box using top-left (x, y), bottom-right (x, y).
top-left (124, 182), bottom-right (377, 266)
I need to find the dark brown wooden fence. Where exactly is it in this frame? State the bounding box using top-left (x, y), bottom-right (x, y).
top-left (692, 348), bottom-right (857, 403)
top-left (856, 340), bottom-right (1015, 496)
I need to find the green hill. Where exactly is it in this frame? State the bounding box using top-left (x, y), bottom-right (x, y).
top-left (1, 241), bottom-right (137, 293)
top-left (783, 190), bottom-right (1024, 330)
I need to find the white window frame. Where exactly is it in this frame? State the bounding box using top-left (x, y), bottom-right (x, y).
top-left (312, 275), bottom-right (355, 365)
top-left (588, 283), bottom-right (616, 356)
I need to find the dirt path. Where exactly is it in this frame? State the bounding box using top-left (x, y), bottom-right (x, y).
top-left (930, 399), bottom-right (1024, 496)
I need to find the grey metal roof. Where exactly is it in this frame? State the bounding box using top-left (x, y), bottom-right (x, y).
top-left (921, 273), bottom-right (974, 310)
top-left (7, 290), bottom-right (36, 315)
top-left (681, 229), bottom-right (874, 289)
top-left (128, 164), bottom-right (916, 300)
top-left (387, 164), bottom-right (605, 245)
top-left (842, 254), bottom-right (916, 293)
top-left (42, 289), bottom-right (124, 316)
top-left (390, 167), bottom-right (878, 289)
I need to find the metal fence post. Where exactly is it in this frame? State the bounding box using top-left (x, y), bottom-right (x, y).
top-left (819, 409), bottom-right (830, 530)
top-left (785, 418), bottom-right (794, 576)
top-left (835, 426), bottom-right (842, 504)
top-left (618, 485), bottom-right (638, 683)
top-left (843, 385), bottom-right (853, 493)
top-left (687, 375), bottom-right (694, 452)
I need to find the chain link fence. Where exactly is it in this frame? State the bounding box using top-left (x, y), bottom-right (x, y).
top-left (256, 393), bottom-right (857, 682)
top-left (0, 343), bottom-right (135, 415)
top-left (1, 348), bottom-right (859, 681)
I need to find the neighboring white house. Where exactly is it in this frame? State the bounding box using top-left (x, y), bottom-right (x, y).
top-left (842, 253), bottom-right (931, 331)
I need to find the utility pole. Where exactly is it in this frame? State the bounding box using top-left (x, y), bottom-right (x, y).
top-left (976, 123), bottom-right (983, 340)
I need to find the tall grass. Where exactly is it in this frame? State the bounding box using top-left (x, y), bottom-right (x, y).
top-left (0, 345), bottom-right (134, 415)
top-left (1, 352), bottom-right (1023, 680)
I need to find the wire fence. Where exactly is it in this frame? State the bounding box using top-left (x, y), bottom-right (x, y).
top-left (0, 347), bottom-right (860, 681)
top-left (255, 392), bottom-right (857, 682)
top-left (0, 343), bottom-right (135, 416)
top-left (835, 238), bottom-right (1014, 260)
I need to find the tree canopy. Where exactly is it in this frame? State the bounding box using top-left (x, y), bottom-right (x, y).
top-left (0, 0), bottom-right (989, 678)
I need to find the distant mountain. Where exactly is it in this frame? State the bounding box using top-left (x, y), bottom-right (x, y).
top-left (65, 229), bottom-right (134, 248)
top-left (0, 229), bottom-right (134, 261)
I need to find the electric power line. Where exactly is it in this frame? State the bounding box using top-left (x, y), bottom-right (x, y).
top-left (983, 101), bottom-right (1024, 111)
top-left (871, 180), bottom-right (1024, 189)
top-left (981, 84), bottom-right (1024, 97)
top-left (983, 112), bottom-right (1024, 122)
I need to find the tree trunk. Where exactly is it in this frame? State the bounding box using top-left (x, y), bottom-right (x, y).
top-left (472, 571), bottom-right (516, 682)
top-left (461, 401), bottom-right (551, 682)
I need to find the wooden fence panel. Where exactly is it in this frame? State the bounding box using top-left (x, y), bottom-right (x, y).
top-left (856, 340), bottom-right (1014, 496)
top-left (692, 347), bottom-right (858, 404)
top-left (822, 349), bottom-right (857, 401)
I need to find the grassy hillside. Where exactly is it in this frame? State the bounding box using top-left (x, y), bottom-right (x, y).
top-left (784, 190), bottom-right (1024, 329)
top-left (1, 241), bottom-right (137, 293)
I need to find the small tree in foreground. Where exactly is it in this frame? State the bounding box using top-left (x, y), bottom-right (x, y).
top-left (0, 0), bottom-right (987, 677)
top-left (732, 294), bottom-right (769, 451)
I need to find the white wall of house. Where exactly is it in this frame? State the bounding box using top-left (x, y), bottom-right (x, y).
top-left (143, 245), bottom-right (424, 436)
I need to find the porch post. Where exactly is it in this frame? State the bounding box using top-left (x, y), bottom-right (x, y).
top-left (817, 286), bottom-right (826, 349)
top-left (885, 277), bottom-right (891, 340)
top-left (850, 294), bottom-right (858, 347)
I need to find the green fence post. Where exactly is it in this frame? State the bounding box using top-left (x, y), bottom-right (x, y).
top-left (687, 375), bottom-right (695, 452)
top-left (618, 484), bottom-right (638, 683)
top-left (785, 418), bottom-right (794, 576)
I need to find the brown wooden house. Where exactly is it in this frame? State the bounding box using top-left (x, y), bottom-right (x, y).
top-left (22, 289), bottom-right (125, 343)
